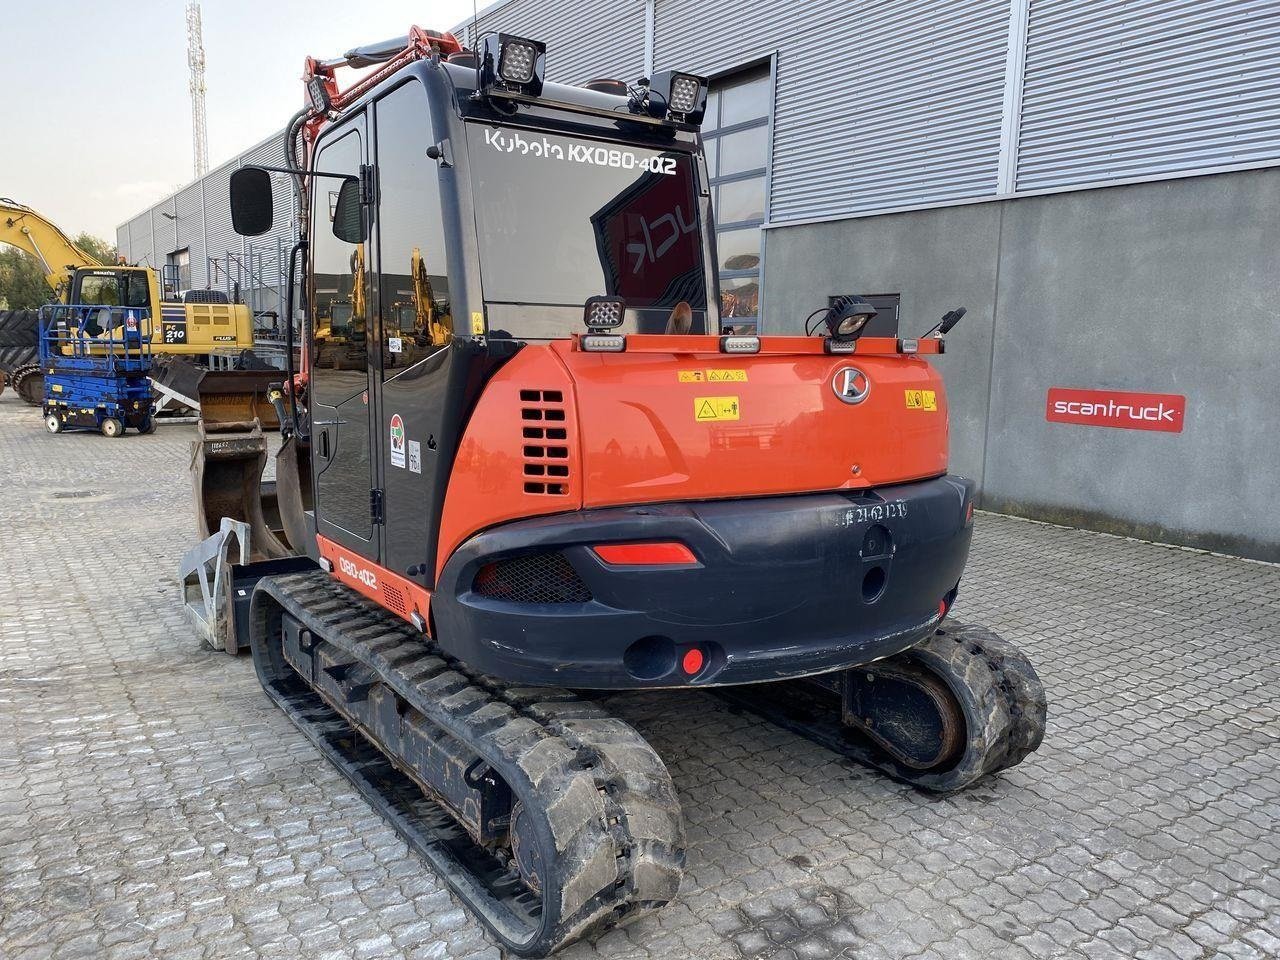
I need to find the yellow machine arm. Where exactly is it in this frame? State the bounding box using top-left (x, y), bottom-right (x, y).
top-left (411, 247), bottom-right (451, 347)
top-left (351, 244), bottom-right (366, 322)
top-left (0, 198), bottom-right (103, 291)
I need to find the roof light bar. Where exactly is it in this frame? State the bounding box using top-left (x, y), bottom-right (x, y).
top-left (720, 335), bottom-right (760, 354)
top-left (581, 334), bottom-right (626, 352)
top-left (824, 339), bottom-right (858, 355)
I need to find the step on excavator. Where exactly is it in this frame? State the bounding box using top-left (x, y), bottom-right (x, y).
top-left (189, 26), bottom-right (1046, 955)
top-left (0, 198), bottom-right (275, 414)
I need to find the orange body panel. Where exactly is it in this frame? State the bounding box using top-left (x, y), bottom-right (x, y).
top-left (318, 534), bottom-right (433, 630)
top-left (435, 347), bottom-right (584, 576)
top-left (434, 336), bottom-right (950, 578)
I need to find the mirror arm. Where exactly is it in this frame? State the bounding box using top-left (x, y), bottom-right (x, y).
top-left (242, 163), bottom-right (356, 182)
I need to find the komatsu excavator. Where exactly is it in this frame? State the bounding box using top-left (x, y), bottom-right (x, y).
top-left (0, 199), bottom-right (265, 412)
top-left (190, 26), bottom-right (1046, 956)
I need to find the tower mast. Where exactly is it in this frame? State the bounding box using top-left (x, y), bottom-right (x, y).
top-left (186, 3), bottom-right (209, 178)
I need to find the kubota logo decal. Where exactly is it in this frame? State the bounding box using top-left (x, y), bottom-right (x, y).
top-left (1046, 388), bottom-right (1185, 433)
top-left (338, 556), bottom-right (378, 589)
top-left (484, 127), bottom-right (678, 176)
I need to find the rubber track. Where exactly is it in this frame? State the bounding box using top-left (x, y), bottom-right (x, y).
top-left (249, 570), bottom-right (684, 956)
top-left (717, 621), bottom-right (1046, 793)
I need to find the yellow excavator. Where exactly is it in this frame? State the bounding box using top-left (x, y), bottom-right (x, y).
top-left (1, 198), bottom-right (267, 414)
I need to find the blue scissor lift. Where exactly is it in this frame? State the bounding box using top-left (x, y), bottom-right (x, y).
top-left (39, 304), bottom-right (156, 437)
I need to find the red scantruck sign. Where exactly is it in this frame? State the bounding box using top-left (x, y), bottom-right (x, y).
top-left (1046, 388), bottom-right (1186, 434)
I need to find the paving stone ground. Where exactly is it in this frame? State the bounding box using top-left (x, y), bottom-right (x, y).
top-left (0, 393), bottom-right (1277, 960)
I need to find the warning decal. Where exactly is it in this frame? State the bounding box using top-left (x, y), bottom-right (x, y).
top-left (389, 414), bottom-right (406, 468)
top-left (694, 396), bottom-right (740, 422)
top-left (905, 389), bottom-right (938, 411)
top-left (679, 369), bottom-right (748, 383)
top-left (706, 369), bottom-right (747, 382)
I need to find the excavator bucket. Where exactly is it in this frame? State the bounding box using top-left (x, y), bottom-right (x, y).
top-left (151, 357), bottom-right (282, 426)
top-left (190, 418), bottom-right (293, 561)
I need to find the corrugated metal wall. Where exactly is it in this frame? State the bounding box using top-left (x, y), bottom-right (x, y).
top-left (778, 0), bottom-right (1008, 220)
top-left (125, 211), bottom-right (153, 270)
top-left (118, 1), bottom-right (1280, 263)
top-left (470, 0), bottom-right (647, 85)
top-left (1016, 0), bottom-right (1280, 191)
top-left (653, 0), bottom-right (1009, 221)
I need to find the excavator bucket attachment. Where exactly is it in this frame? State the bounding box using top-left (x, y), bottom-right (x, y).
top-left (151, 357), bottom-right (282, 426)
top-left (274, 433), bottom-right (314, 557)
top-left (190, 419), bottom-right (293, 561)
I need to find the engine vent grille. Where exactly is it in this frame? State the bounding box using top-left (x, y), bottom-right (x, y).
top-left (473, 553), bottom-right (593, 605)
top-left (382, 583), bottom-right (407, 616)
top-left (520, 389), bottom-right (569, 495)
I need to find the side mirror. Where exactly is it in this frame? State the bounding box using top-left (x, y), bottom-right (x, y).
top-left (332, 178), bottom-right (366, 244)
top-left (230, 167), bottom-right (274, 236)
top-left (939, 307), bottom-right (966, 334)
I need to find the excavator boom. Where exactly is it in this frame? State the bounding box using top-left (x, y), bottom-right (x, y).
top-left (0, 198), bottom-right (103, 292)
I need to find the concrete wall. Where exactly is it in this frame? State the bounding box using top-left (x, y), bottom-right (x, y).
top-left (764, 168), bottom-right (1280, 561)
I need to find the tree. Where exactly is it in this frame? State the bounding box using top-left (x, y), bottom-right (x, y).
top-left (0, 232), bottom-right (116, 309)
top-left (0, 247), bottom-right (51, 310)
top-left (74, 233), bottom-right (117, 266)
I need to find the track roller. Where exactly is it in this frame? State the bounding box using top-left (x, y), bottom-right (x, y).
top-left (248, 570), bottom-right (685, 956)
top-left (720, 622), bottom-right (1046, 792)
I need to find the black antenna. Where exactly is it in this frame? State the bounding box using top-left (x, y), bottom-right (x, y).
top-left (473, 0), bottom-right (481, 92)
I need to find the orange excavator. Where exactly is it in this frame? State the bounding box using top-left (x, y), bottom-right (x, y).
top-left (187, 26), bottom-right (1045, 956)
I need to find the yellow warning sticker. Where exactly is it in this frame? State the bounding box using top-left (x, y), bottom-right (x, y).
top-left (706, 369), bottom-right (748, 383)
top-left (905, 389), bottom-right (938, 411)
top-left (470, 311), bottom-right (485, 335)
top-left (678, 370), bottom-right (705, 382)
top-left (51, 383), bottom-right (63, 393)
top-left (694, 396), bottom-right (740, 421)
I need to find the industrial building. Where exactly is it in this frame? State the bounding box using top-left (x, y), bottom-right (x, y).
top-left (117, 0), bottom-right (1280, 560)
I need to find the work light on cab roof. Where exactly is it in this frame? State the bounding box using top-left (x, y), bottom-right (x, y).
top-left (481, 33), bottom-right (546, 95)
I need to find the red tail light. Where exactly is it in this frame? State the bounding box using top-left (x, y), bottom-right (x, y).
top-left (592, 542), bottom-right (697, 565)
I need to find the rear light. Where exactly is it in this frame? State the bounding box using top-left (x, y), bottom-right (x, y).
top-left (898, 338), bottom-right (919, 354)
top-left (581, 334), bottom-right (626, 352)
top-left (681, 647), bottom-right (704, 675)
top-left (593, 542), bottom-right (697, 565)
top-left (824, 339), bottom-right (858, 355)
top-left (719, 335), bottom-right (760, 354)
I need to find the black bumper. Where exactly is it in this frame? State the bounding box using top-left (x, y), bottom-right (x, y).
top-left (432, 475), bottom-right (975, 689)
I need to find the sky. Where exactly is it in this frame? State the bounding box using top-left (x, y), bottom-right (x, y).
top-left (0, 0), bottom-right (483, 242)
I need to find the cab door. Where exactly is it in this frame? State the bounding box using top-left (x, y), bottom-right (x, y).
top-left (369, 79), bottom-right (463, 586)
top-left (309, 114), bottom-right (380, 558)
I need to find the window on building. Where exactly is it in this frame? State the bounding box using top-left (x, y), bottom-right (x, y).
top-left (167, 248), bottom-right (191, 294)
top-left (704, 65), bottom-right (771, 333)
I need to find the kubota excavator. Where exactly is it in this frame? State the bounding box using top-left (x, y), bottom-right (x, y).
top-left (0, 198), bottom-right (275, 417)
top-left (187, 26), bottom-right (1046, 956)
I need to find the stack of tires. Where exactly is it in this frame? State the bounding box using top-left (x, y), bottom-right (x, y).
top-left (0, 309), bottom-right (43, 405)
